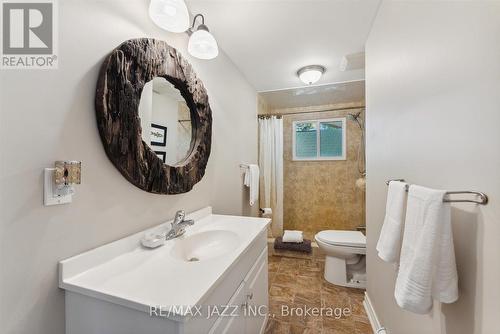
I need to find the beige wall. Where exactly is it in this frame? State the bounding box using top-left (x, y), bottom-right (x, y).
top-left (0, 1), bottom-right (258, 333)
top-left (366, 2), bottom-right (500, 333)
top-left (282, 108), bottom-right (366, 240)
top-left (257, 94), bottom-right (271, 115)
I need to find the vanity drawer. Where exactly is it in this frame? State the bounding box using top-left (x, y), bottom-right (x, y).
top-left (244, 245), bottom-right (268, 285)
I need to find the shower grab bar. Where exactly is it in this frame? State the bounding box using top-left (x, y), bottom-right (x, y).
top-left (385, 179), bottom-right (488, 205)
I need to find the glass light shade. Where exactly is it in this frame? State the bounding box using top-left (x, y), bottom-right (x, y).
top-left (149, 0), bottom-right (189, 33)
top-left (188, 29), bottom-right (219, 60)
top-left (298, 68), bottom-right (324, 85)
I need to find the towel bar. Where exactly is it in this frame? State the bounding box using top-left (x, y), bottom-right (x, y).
top-left (385, 179), bottom-right (488, 205)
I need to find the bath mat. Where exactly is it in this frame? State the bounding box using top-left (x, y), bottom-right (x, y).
top-left (274, 237), bottom-right (312, 253)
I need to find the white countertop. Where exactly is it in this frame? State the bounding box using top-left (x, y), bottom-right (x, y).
top-left (59, 207), bottom-right (270, 319)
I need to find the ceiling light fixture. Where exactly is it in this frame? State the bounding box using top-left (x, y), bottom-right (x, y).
top-left (297, 65), bottom-right (326, 85)
top-left (149, 0), bottom-right (190, 33)
top-left (188, 14), bottom-right (219, 60)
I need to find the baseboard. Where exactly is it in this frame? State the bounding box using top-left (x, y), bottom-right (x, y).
top-left (259, 314), bottom-right (268, 334)
top-left (363, 292), bottom-right (387, 334)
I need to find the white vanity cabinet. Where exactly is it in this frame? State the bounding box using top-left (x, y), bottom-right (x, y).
top-left (209, 248), bottom-right (268, 334)
top-left (60, 208), bottom-right (270, 334)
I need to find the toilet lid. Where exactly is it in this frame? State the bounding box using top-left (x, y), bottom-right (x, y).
top-left (316, 230), bottom-right (366, 247)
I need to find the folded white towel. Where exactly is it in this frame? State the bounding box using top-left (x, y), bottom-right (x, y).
top-left (395, 185), bottom-right (458, 314)
top-left (244, 164), bottom-right (259, 206)
top-left (376, 180), bottom-right (408, 263)
top-left (282, 230), bottom-right (303, 243)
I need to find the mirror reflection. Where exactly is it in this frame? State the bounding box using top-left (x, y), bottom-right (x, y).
top-left (139, 77), bottom-right (192, 166)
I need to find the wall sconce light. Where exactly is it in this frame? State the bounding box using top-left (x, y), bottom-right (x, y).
top-left (148, 0), bottom-right (219, 61)
top-left (149, 0), bottom-right (190, 33)
top-left (188, 14), bottom-right (219, 60)
top-left (297, 65), bottom-right (326, 85)
top-left (44, 161), bottom-right (82, 206)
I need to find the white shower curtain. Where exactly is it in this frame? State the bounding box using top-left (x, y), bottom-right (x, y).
top-left (258, 116), bottom-right (283, 237)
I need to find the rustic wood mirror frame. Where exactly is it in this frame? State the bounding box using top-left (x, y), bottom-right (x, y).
top-left (95, 38), bottom-right (212, 194)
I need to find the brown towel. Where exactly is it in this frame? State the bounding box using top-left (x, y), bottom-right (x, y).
top-left (274, 237), bottom-right (312, 253)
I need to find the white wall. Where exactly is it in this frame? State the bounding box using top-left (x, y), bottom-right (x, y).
top-left (0, 1), bottom-right (258, 333)
top-left (139, 81), bottom-right (153, 143)
top-left (152, 91), bottom-right (178, 164)
top-left (366, 2), bottom-right (500, 334)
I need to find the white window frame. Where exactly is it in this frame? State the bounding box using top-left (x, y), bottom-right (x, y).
top-left (292, 117), bottom-right (346, 161)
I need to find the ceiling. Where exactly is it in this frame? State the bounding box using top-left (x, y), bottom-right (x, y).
top-left (186, 0), bottom-right (380, 92)
top-left (259, 80), bottom-right (365, 110)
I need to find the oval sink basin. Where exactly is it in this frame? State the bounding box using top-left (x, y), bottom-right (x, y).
top-left (170, 230), bottom-right (240, 262)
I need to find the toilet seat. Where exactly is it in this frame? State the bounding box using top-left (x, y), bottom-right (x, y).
top-left (316, 230), bottom-right (366, 248)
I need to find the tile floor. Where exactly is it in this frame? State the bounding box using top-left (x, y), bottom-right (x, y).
top-left (265, 255), bottom-right (372, 334)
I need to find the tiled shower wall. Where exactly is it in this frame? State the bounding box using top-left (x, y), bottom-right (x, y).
top-left (282, 108), bottom-right (365, 240)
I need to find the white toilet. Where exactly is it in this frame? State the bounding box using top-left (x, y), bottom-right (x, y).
top-left (315, 230), bottom-right (367, 289)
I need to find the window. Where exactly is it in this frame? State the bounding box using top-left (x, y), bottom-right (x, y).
top-left (292, 118), bottom-right (346, 161)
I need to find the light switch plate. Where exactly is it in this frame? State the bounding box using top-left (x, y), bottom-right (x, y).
top-left (44, 168), bottom-right (73, 206)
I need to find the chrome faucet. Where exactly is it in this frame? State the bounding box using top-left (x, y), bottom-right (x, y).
top-left (166, 210), bottom-right (194, 240)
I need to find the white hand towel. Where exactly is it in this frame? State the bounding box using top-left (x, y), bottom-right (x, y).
top-left (282, 230), bottom-right (303, 243)
top-left (395, 185), bottom-right (458, 314)
top-left (244, 164), bottom-right (259, 206)
top-left (376, 181), bottom-right (408, 263)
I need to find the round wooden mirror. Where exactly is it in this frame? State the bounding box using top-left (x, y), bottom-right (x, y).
top-left (95, 38), bottom-right (212, 194)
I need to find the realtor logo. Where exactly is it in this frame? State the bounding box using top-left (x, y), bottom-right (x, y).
top-left (1, 0), bottom-right (58, 69)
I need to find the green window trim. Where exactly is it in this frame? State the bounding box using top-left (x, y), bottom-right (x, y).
top-left (292, 118), bottom-right (346, 161)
